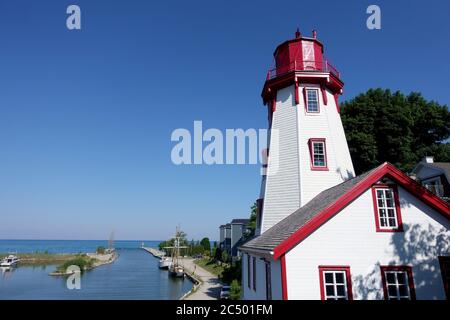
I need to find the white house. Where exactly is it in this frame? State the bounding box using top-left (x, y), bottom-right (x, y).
top-left (240, 30), bottom-right (450, 300)
top-left (411, 156), bottom-right (450, 202)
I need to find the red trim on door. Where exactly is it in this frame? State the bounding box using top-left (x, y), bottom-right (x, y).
top-left (280, 255), bottom-right (288, 300)
top-left (371, 184), bottom-right (403, 232)
top-left (439, 256), bottom-right (450, 300)
top-left (272, 162), bottom-right (450, 260)
top-left (318, 266), bottom-right (353, 300)
top-left (380, 266), bottom-right (416, 300)
top-left (308, 138), bottom-right (329, 171)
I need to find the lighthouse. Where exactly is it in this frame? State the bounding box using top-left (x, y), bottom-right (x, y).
top-left (240, 30), bottom-right (450, 301)
top-left (257, 30), bottom-right (355, 235)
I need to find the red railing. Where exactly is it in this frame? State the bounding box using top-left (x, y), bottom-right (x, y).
top-left (266, 58), bottom-right (340, 80)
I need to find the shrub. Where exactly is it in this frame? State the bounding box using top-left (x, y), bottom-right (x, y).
top-left (57, 256), bottom-right (94, 273)
top-left (96, 246), bottom-right (106, 254)
top-left (230, 280), bottom-right (241, 300)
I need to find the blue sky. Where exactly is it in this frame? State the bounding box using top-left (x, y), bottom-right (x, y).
top-left (0, 0), bottom-right (449, 241)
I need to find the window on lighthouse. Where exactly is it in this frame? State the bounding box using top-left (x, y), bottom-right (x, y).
top-left (306, 89), bottom-right (319, 113)
top-left (309, 138), bottom-right (328, 169)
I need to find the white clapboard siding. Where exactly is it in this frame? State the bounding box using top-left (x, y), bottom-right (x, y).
top-left (284, 185), bottom-right (450, 300)
top-left (242, 253), bottom-right (283, 300)
top-left (261, 85), bottom-right (301, 233)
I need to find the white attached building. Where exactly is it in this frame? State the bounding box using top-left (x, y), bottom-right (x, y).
top-left (240, 30), bottom-right (450, 300)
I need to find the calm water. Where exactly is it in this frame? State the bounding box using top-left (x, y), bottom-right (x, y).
top-left (0, 240), bottom-right (193, 300)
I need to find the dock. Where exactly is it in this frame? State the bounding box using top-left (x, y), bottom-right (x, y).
top-left (141, 247), bottom-right (165, 259)
top-left (141, 246), bottom-right (220, 299)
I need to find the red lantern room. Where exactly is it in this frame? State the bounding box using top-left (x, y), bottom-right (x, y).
top-left (262, 29), bottom-right (343, 104)
top-left (274, 29), bottom-right (324, 74)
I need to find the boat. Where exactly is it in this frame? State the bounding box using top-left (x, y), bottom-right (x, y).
top-left (165, 227), bottom-right (187, 278)
top-left (168, 264), bottom-right (184, 277)
top-left (0, 255), bottom-right (20, 267)
top-left (159, 256), bottom-right (172, 269)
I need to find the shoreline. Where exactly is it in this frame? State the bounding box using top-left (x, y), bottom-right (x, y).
top-left (1, 251), bottom-right (118, 275)
top-left (1, 253), bottom-right (80, 266)
top-left (49, 252), bottom-right (118, 276)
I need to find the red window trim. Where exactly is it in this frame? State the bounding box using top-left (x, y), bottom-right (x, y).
top-left (308, 138), bottom-right (329, 171)
top-left (439, 256), bottom-right (450, 300)
top-left (304, 88), bottom-right (320, 113)
top-left (380, 266), bottom-right (416, 300)
top-left (371, 184), bottom-right (403, 232)
top-left (318, 266), bottom-right (353, 300)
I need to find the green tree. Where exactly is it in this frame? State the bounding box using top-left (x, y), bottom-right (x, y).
top-left (158, 229), bottom-right (189, 255)
top-left (214, 246), bottom-right (222, 261)
top-left (221, 250), bottom-right (229, 263)
top-left (200, 237), bottom-right (211, 253)
top-left (341, 89), bottom-right (450, 174)
top-left (248, 202), bottom-right (257, 236)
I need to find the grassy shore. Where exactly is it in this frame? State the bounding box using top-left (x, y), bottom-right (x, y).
top-left (0, 252), bottom-right (81, 266)
top-left (194, 258), bottom-right (225, 277)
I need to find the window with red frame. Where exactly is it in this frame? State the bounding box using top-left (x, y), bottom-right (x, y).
top-left (309, 139), bottom-right (328, 170)
top-left (380, 266), bottom-right (415, 300)
top-left (439, 256), bottom-right (450, 300)
top-left (306, 89), bottom-right (320, 113)
top-left (372, 185), bottom-right (403, 232)
top-left (319, 266), bottom-right (353, 300)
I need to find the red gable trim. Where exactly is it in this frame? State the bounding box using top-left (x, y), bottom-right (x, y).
top-left (273, 162), bottom-right (450, 260)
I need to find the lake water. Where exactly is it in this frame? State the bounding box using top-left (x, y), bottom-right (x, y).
top-left (0, 240), bottom-right (193, 300)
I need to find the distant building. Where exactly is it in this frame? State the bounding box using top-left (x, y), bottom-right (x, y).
top-left (411, 156), bottom-right (450, 202)
top-left (219, 219), bottom-right (250, 257)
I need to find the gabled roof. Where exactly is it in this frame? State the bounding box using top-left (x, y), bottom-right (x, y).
top-left (240, 162), bottom-right (450, 260)
top-left (231, 219), bottom-right (250, 225)
top-left (429, 162), bottom-right (450, 179)
top-left (412, 161), bottom-right (450, 183)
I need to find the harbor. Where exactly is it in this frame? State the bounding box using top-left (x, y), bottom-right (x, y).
top-left (0, 240), bottom-right (193, 300)
top-left (141, 246), bottom-right (221, 300)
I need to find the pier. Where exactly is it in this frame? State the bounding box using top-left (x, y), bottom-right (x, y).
top-left (141, 247), bottom-right (165, 259)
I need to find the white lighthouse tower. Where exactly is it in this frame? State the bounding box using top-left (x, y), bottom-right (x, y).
top-left (257, 30), bottom-right (355, 235)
